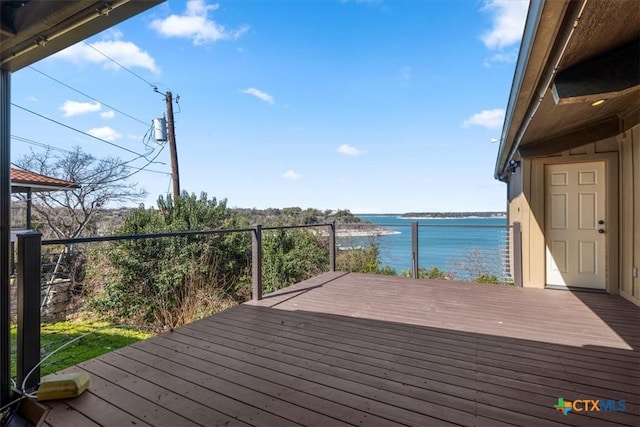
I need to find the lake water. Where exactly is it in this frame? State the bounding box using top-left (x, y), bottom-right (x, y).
top-left (343, 215), bottom-right (510, 279)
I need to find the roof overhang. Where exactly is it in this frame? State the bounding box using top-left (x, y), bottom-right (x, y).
top-left (495, 0), bottom-right (640, 181)
top-left (11, 184), bottom-right (75, 192)
top-left (10, 168), bottom-right (80, 193)
top-left (1, 0), bottom-right (164, 72)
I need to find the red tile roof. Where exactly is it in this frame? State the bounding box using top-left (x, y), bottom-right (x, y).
top-left (10, 168), bottom-right (80, 192)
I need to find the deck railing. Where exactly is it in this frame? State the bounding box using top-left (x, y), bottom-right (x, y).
top-left (9, 223), bottom-right (337, 395)
top-left (6, 220), bottom-right (521, 403)
top-left (336, 221), bottom-right (522, 285)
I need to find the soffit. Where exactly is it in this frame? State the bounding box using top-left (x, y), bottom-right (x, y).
top-left (518, 0), bottom-right (640, 151)
top-left (520, 0), bottom-right (640, 151)
top-left (1, 0), bottom-right (163, 72)
top-left (497, 0), bottom-right (640, 179)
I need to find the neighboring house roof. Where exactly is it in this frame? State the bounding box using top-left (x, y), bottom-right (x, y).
top-left (495, 0), bottom-right (640, 181)
top-left (1, 0), bottom-right (164, 72)
top-left (10, 168), bottom-right (80, 193)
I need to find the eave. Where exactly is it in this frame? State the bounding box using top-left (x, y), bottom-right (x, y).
top-left (0, 0), bottom-right (164, 72)
top-left (495, 0), bottom-right (640, 181)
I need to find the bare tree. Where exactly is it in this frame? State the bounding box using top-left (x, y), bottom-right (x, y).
top-left (14, 146), bottom-right (146, 240)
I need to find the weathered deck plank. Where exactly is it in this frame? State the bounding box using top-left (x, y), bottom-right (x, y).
top-left (193, 305), bottom-right (638, 426)
top-left (41, 272), bottom-right (639, 426)
top-left (106, 346), bottom-right (355, 427)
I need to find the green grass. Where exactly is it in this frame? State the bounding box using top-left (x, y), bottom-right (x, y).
top-left (10, 320), bottom-right (154, 380)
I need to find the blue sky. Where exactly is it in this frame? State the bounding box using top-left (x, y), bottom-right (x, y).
top-left (10, 0), bottom-right (529, 213)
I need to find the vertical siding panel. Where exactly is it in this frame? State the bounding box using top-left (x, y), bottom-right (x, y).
top-left (619, 125), bottom-right (640, 305)
top-left (618, 131), bottom-right (631, 297)
top-left (529, 159), bottom-right (546, 287)
top-left (632, 127), bottom-right (640, 300)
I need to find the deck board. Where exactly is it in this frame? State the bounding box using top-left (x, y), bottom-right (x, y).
top-left (192, 304), bottom-right (638, 426)
top-left (108, 346), bottom-right (354, 427)
top-left (47, 387), bottom-right (153, 427)
top-left (42, 272), bottom-right (640, 426)
top-left (187, 316), bottom-right (564, 427)
top-left (215, 305), bottom-right (639, 378)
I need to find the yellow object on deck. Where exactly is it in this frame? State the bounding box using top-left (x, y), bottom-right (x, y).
top-left (36, 373), bottom-right (90, 401)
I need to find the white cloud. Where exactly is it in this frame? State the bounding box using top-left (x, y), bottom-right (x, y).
top-left (481, 0), bottom-right (528, 50)
top-left (54, 36), bottom-right (159, 73)
top-left (483, 49), bottom-right (520, 67)
top-left (87, 126), bottom-right (122, 142)
top-left (241, 87), bottom-right (275, 104)
top-left (282, 170), bottom-right (302, 180)
top-left (150, 0), bottom-right (249, 45)
top-left (463, 108), bottom-right (505, 130)
top-left (27, 95), bottom-right (37, 102)
top-left (337, 144), bottom-right (363, 156)
top-left (60, 100), bottom-right (101, 117)
top-left (100, 110), bottom-right (115, 119)
top-left (490, 50), bottom-right (519, 63)
top-left (400, 66), bottom-right (412, 81)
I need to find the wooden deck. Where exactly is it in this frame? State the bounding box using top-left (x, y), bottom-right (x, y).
top-left (41, 272), bottom-right (639, 426)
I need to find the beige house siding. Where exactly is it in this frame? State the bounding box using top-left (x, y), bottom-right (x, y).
top-left (507, 136), bottom-right (630, 298)
top-left (505, 157), bottom-right (545, 289)
top-left (619, 124), bottom-right (640, 305)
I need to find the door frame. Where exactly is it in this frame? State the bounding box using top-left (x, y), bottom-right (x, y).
top-left (544, 161), bottom-right (607, 289)
top-left (531, 152), bottom-right (619, 293)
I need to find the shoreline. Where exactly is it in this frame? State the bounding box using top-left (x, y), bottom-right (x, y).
top-left (399, 216), bottom-right (506, 220)
top-left (317, 225), bottom-right (400, 238)
top-left (337, 228), bottom-right (401, 237)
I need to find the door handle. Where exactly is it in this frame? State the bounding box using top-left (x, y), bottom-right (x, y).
top-left (598, 229), bottom-right (605, 234)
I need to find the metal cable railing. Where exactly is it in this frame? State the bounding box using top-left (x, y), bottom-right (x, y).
top-left (7, 219), bottom-right (522, 404)
top-left (8, 223), bottom-right (337, 397)
top-left (335, 221), bottom-right (516, 284)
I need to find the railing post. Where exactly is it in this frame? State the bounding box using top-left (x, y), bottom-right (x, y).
top-left (411, 221), bottom-right (419, 279)
top-left (329, 221), bottom-right (336, 272)
top-left (1, 68), bottom-right (12, 407)
top-left (513, 222), bottom-right (523, 288)
top-left (252, 224), bottom-right (263, 301)
top-left (10, 241), bottom-right (15, 276)
top-left (16, 231), bottom-right (42, 392)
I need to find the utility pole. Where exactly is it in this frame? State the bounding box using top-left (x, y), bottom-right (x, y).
top-left (165, 91), bottom-right (180, 200)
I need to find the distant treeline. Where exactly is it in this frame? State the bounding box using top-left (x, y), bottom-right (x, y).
top-left (89, 206), bottom-right (362, 231)
top-left (401, 212), bottom-right (506, 218)
top-left (230, 207), bottom-right (362, 226)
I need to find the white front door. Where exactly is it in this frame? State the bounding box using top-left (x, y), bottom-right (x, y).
top-left (545, 162), bottom-right (606, 289)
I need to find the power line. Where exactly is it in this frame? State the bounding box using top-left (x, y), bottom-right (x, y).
top-left (29, 66), bottom-right (150, 127)
top-left (11, 135), bottom-right (71, 154)
top-left (115, 144), bottom-right (168, 183)
top-left (11, 42), bottom-right (179, 181)
top-left (80, 41), bottom-right (180, 105)
top-left (10, 143), bottom-right (168, 190)
top-left (12, 103), bottom-right (148, 158)
top-left (11, 135), bottom-right (170, 176)
top-left (82, 41), bottom-right (158, 90)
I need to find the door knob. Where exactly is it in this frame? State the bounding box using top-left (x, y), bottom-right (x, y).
top-left (598, 220), bottom-right (605, 225)
top-left (598, 229), bottom-right (605, 234)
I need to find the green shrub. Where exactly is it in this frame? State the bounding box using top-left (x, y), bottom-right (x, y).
top-left (337, 244), bottom-right (396, 276)
top-left (337, 245), bottom-right (379, 274)
top-left (378, 265), bottom-right (398, 276)
top-left (89, 192), bottom-right (250, 328)
top-left (474, 274), bottom-right (500, 284)
top-left (262, 229), bottom-right (329, 294)
top-left (401, 266), bottom-right (449, 279)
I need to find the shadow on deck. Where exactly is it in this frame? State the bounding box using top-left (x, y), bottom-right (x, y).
top-left (40, 272), bottom-right (639, 426)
